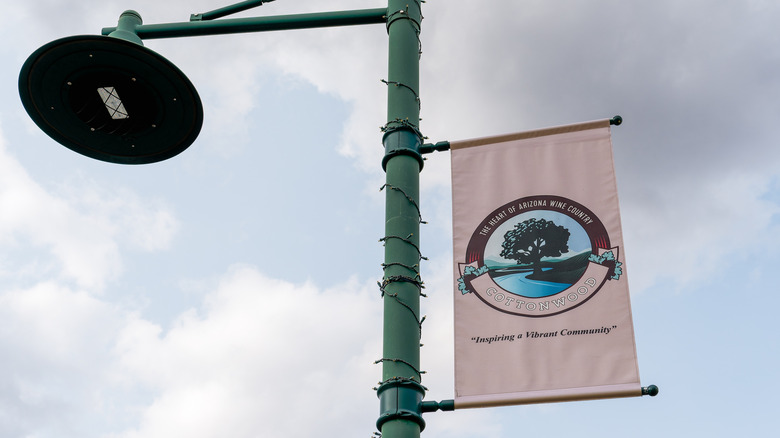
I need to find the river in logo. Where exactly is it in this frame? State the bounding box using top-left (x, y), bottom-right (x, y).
top-left (458, 195), bottom-right (622, 317)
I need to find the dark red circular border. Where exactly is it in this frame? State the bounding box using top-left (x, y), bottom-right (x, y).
top-left (463, 195), bottom-right (611, 317)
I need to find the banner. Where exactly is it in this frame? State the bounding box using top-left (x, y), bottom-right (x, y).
top-left (451, 119), bottom-right (641, 408)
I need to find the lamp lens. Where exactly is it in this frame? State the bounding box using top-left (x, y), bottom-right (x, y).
top-left (67, 71), bottom-right (157, 137)
top-left (97, 87), bottom-right (129, 120)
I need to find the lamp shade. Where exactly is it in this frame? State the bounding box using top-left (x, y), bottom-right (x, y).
top-left (19, 35), bottom-right (203, 164)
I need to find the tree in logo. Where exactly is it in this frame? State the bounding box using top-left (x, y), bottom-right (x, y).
top-left (500, 218), bottom-right (571, 276)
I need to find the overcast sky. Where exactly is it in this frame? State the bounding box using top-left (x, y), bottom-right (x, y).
top-left (2, 1), bottom-right (779, 437)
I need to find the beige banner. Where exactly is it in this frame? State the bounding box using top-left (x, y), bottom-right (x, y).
top-left (451, 119), bottom-right (641, 408)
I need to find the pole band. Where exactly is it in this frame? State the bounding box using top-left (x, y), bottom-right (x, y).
top-left (382, 128), bottom-right (424, 171)
top-left (376, 379), bottom-right (427, 431)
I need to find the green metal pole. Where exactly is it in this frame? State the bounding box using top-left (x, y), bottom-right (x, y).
top-left (377, 1), bottom-right (425, 437)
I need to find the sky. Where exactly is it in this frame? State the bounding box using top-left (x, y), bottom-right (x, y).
top-left (2, 0), bottom-right (780, 437)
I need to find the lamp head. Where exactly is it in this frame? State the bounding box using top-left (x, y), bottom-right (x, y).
top-left (19, 34), bottom-right (203, 164)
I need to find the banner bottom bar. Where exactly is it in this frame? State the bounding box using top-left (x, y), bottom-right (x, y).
top-left (454, 383), bottom-right (642, 409)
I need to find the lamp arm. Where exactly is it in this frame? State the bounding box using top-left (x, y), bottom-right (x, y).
top-left (102, 8), bottom-right (387, 40)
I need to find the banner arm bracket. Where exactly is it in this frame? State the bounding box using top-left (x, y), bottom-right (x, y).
top-left (419, 141), bottom-right (450, 154)
top-left (420, 399), bottom-right (455, 413)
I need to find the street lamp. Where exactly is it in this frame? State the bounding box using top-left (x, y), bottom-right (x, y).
top-left (18, 1), bottom-right (429, 437)
top-left (18, 26), bottom-right (203, 164)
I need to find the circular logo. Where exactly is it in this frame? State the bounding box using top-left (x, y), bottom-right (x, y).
top-left (458, 195), bottom-right (622, 317)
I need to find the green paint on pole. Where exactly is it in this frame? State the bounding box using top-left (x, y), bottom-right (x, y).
top-left (378, 1), bottom-right (426, 436)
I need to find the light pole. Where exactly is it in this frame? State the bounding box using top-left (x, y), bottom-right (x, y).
top-left (376, 0), bottom-right (427, 436)
top-left (18, 1), bottom-right (432, 437)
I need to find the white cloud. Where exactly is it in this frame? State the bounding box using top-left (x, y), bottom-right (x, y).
top-left (112, 265), bottom-right (384, 437)
top-left (57, 182), bottom-right (179, 253)
top-left (0, 265), bottom-right (391, 438)
top-left (621, 171), bottom-right (780, 292)
top-left (0, 282), bottom-right (125, 437)
top-left (0, 128), bottom-right (178, 289)
top-left (0, 134), bottom-right (120, 289)
top-left (0, 282), bottom-right (120, 366)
